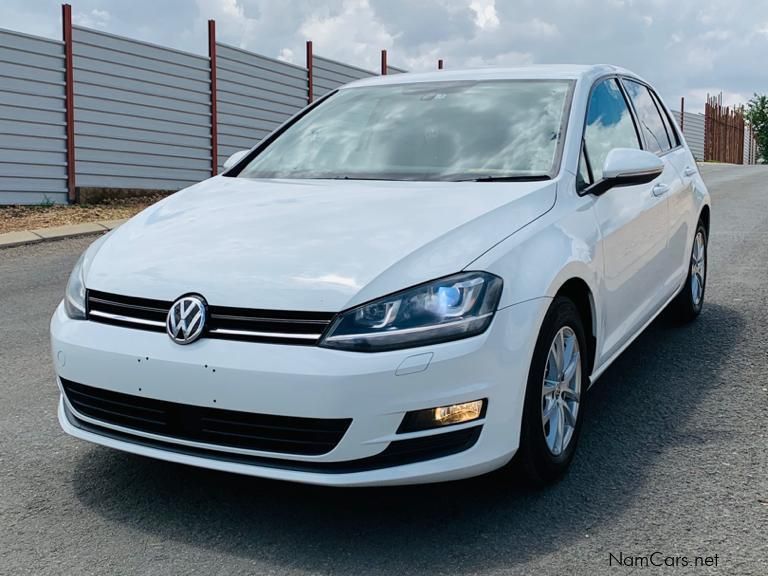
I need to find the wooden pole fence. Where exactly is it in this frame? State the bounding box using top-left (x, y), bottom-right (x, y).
top-left (704, 93), bottom-right (745, 164)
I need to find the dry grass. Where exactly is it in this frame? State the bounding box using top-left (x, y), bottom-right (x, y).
top-left (0, 194), bottom-right (166, 234)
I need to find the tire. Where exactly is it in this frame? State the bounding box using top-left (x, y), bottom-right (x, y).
top-left (670, 221), bottom-right (707, 322)
top-left (514, 296), bottom-right (588, 486)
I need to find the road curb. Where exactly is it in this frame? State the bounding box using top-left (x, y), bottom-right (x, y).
top-left (0, 219), bottom-right (127, 249)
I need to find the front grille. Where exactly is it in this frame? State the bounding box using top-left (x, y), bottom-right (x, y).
top-left (61, 379), bottom-right (351, 456)
top-left (64, 397), bottom-right (482, 474)
top-left (87, 290), bottom-right (336, 345)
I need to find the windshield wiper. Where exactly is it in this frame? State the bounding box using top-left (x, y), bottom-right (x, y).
top-left (455, 174), bottom-right (552, 182)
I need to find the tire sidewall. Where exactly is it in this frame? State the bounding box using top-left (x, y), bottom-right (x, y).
top-left (518, 297), bottom-right (589, 482)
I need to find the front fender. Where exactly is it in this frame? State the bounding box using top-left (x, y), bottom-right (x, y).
top-left (468, 190), bottom-right (602, 312)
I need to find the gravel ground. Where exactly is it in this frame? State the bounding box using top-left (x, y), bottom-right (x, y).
top-left (0, 194), bottom-right (165, 234)
top-left (0, 164), bottom-right (766, 575)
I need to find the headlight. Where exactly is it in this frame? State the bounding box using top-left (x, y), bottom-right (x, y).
top-left (64, 253), bottom-right (87, 319)
top-left (320, 272), bottom-right (503, 352)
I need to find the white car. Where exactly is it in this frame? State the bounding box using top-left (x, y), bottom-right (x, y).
top-left (51, 65), bottom-right (710, 487)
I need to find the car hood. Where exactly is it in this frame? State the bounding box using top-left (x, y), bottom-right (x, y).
top-left (87, 176), bottom-right (556, 311)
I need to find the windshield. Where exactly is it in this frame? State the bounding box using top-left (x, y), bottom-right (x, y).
top-left (237, 79), bottom-right (573, 182)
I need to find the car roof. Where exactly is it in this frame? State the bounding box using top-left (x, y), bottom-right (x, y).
top-left (341, 64), bottom-right (641, 89)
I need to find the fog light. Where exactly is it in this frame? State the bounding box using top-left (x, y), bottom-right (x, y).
top-left (397, 399), bottom-right (486, 433)
top-left (433, 401), bottom-right (484, 425)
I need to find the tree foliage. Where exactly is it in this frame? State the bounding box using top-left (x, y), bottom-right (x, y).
top-left (744, 93), bottom-right (768, 163)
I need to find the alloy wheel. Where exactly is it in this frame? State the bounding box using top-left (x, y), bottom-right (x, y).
top-left (691, 230), bottom-right (706, 306)
top-left (541, 326), bottom-right (582, 456)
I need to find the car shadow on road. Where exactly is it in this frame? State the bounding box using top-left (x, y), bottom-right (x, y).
top-left (72, 302), bottom-right (743, 574)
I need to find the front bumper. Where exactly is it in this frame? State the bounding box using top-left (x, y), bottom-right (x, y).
top-left (51, 298), bottom-right (549, 486)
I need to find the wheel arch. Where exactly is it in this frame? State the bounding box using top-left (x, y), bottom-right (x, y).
top-left (699, 204), bottom-right (710, 235)
top-left (549, 275), bottom-right (598, 377)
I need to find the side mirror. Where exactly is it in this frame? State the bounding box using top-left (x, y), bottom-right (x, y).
top-left (222, 150), bottom-right (250, 171)
top-left (589, 148), bottom-right (664, 195)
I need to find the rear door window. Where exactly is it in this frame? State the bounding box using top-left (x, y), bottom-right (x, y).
top-left (621, 79), bottom-right (672, 154)
top-left (650, 89), bottom-right (680, 148)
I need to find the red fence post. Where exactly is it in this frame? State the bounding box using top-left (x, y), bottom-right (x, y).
top-left (708, 96), bottom-right (713, 161)
top-left (438, 59), bottom-right (444, 70)
top-left (306, 41), bottom-right (313, 104)
top-left (62, 4), bottom-right (76, 203)
top-left (208, 20), bottom-right (218, 176)
top-left (381, 49), bottom-right (387, 75)
top-left (679, 97), bottom-right (685, 133)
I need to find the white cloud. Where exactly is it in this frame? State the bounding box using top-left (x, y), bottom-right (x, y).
top-left (73, 8), bottom-right (110, 29)
top-left (1, 0), bottom-right (767, 112)
top-left (529, 18), bottom-right (558, 37)
top-left (686, 47), bottom-right (717, 72)
top-left (462, 50), bottom-right (533, 68)
top-left (470, 0), bottom-right (499, 30)
top-left (299, 0), bottom-right (394, 69)
top-left (702, 29), bottom-right (731, 41)
top-left (278, 47), bottom-right (295, 64)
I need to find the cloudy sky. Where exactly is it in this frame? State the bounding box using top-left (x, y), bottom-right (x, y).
top-left (2, 0), bottom-right (767, 112)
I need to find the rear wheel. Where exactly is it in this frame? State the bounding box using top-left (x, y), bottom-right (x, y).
top-left (671, 221), bottom-right (707, 322)
top-left (515, 296), bottom-right (587, 486)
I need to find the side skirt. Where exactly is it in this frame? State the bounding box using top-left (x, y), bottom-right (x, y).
top-left (587, 280), bottom-right (686, 388)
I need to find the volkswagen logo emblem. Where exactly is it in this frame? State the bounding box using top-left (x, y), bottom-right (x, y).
top-left (167, 295), bottom-right (207, 345)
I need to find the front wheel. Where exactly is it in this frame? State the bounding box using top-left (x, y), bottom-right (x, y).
top-left (514, 296), bottom-right (588, 486)
top-left (671, 221), bottom-right (707, 322)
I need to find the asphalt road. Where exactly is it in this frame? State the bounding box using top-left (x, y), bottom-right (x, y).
top-left (1, 164), bottom-right (767, 576)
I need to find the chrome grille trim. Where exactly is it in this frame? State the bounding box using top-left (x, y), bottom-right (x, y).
top-left (89, 310), bottom-right (166, 328)
top-left (208, 328), bottom-right (323, 340)
top-left (86, 290), bottom-right (336, 345)
top-left (209, 313), bottom-right (330, 325)
top-left (88, 296), bottom-right (167, 314)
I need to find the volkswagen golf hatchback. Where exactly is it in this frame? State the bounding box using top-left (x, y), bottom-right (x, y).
top-left (52, 65), bottom-right (710, 487)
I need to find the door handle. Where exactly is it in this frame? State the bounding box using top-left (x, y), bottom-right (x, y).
top-left (684, 166), bottom-right (697, 177)
top-left (652, 183), bottom-right (669, 197)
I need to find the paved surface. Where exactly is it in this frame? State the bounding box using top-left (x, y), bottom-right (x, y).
top-left (0, 218), bottom-right (127, 248)
top-left (1, 164), bottom-right (766, 576)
